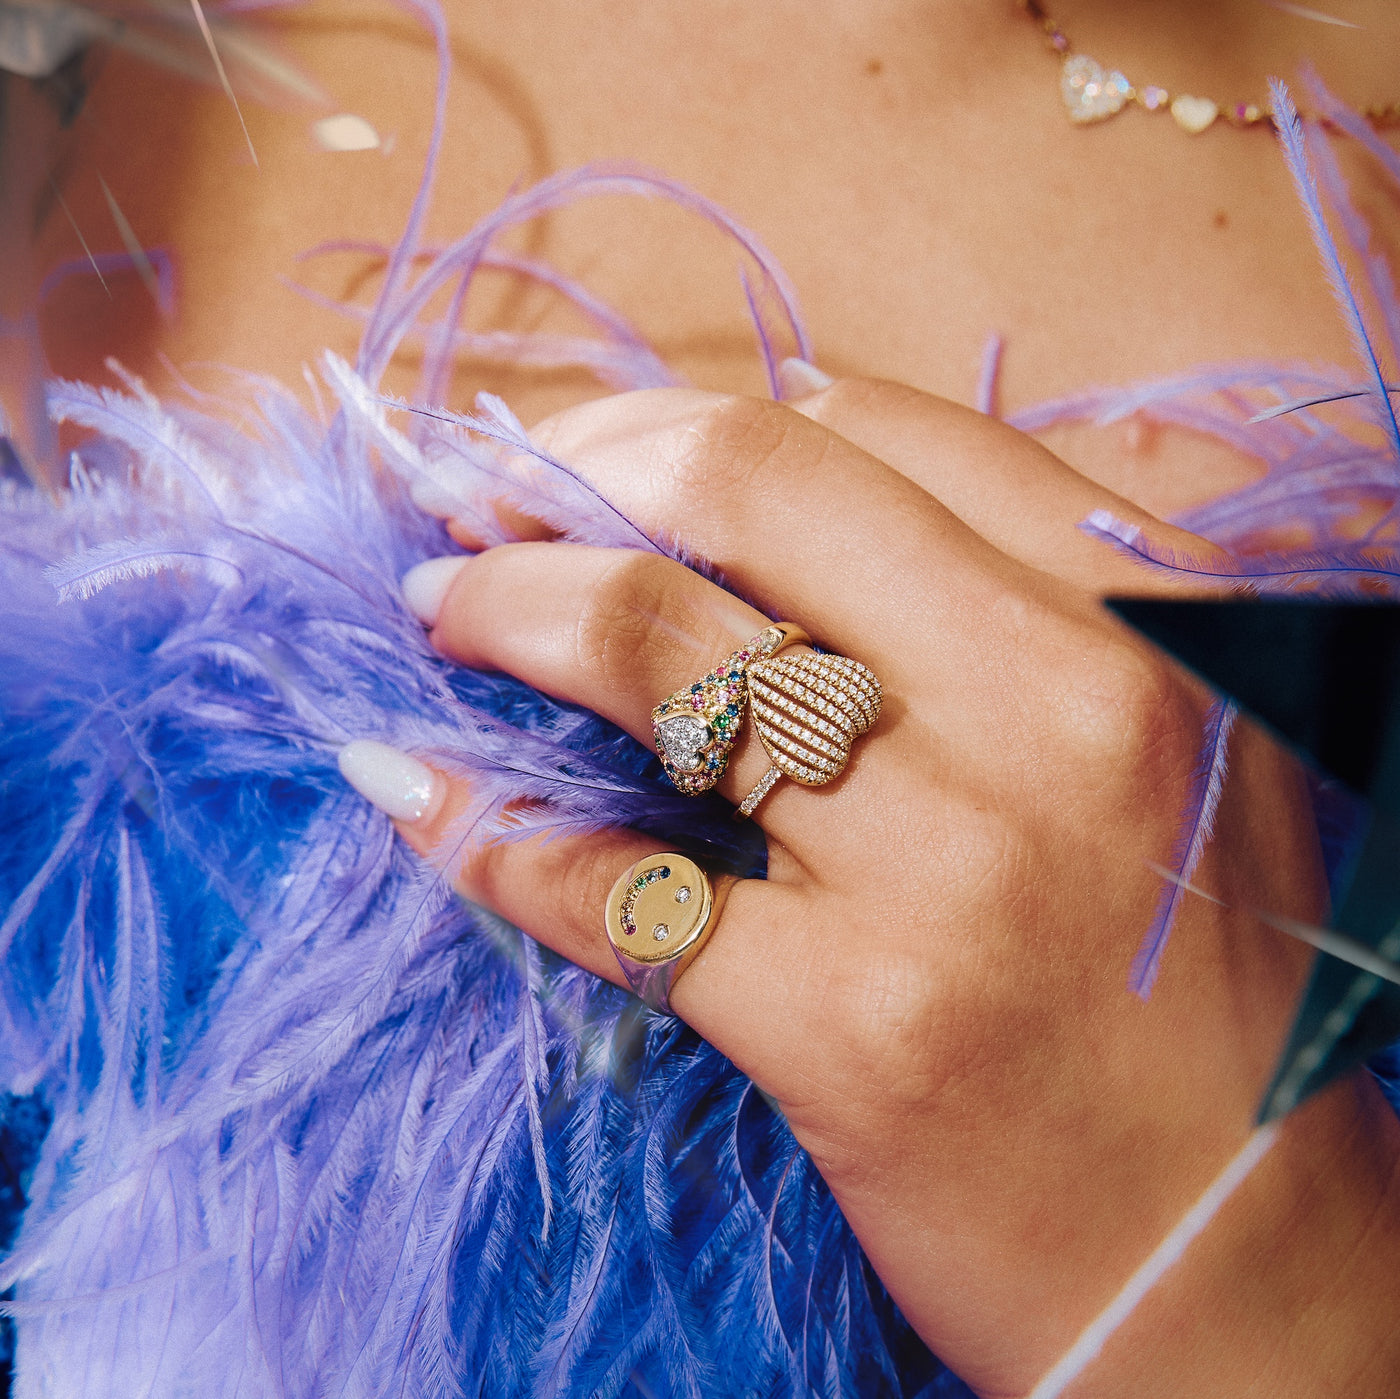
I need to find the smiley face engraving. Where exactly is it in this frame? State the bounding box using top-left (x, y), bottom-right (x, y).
top-left (605, 854), bottom-right (712, 966)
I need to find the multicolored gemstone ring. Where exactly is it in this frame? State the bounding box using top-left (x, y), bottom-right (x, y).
top-left (650, 624), bottom-right (808, 795)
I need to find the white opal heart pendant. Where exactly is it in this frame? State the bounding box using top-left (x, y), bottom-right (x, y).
top-left (1060, 53), bottom-right (1131, 124)
top-left (1170, 94), bottom-right (1218, 134)
top-left (746, 651), bottom-right (882, 787)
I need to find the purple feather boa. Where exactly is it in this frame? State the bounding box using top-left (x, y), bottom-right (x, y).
top-left (2, 78), bottom-right (1400, 1398)
top-left (0, 168), bottom-right (954, 1397)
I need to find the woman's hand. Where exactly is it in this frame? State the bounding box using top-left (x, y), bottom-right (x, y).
top-left (355, 379), bottom-right (1400, 1397)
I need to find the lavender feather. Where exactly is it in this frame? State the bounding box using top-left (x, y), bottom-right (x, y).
top-left (1302, 125), bottom-right (1400, 373)
top-left (1069, 94), bottom-right (1400, 993)
top-left (1269, 80), bottom-right (1400, 469)
top-left (1081, 508), bottom-right (1400, 595)
top-left (1130, 699), bottom-right (1237, 998)
top-left (975, 335), bottom-right (1003, 419)
top-left (0, 217), bottom-right (950, 1398)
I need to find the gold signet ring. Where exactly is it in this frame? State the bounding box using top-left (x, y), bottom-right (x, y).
top-left (604, 852), bottom-right (729, 1014)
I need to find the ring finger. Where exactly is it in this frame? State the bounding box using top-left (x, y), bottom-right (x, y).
top-left (385, 770), bottom-right (811, 1052)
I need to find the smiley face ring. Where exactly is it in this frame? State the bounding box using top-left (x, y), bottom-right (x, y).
top-left (604, 852), bottom-right (730, 1013)
top-left (650, 623), bottom-right (883, 819)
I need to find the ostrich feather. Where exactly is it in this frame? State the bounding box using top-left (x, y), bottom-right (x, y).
top-left (1302, 125), bottom-right (1400, 369)
top-left (353, 163), bottom-right (810, 395)
top-left (975, 334), bottom-right (1003, 419)
top-left (43, 534), bottom-right (245, 601)
top-left (1130, 699), bottom-right (1237, 998)
top-left (1304, 69), bottom-right (1400, 189)
top-left (1269, 81), bottom-right (1400, 467)
top-left (0, 170), bottom-right (953, 1398)
top-left (1058, 87), bottom-right (1400, 997)
top-left (1011, 85), bottom-right (1400, 553)
top-left (1080, 509), bottom-right (1400, 595)
top-left (1247, 384), bottom-right (1400, 423)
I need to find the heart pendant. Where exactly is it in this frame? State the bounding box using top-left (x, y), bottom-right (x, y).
top-left (1060, 54), bottom-right (1131, 124)
top-left (746, 651), bottom-right (882, 787)
top-left (651, 646), bottom-right (752, 794)
top-left (1170, 94), bottom-right (1218, 135)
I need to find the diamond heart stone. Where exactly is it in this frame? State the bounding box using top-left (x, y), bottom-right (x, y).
top-left (1060, 54), bottom-right (1131, 124)
top-left (651, 643), bottom-right (759, 794)
top-left (657, 715), bottom-right (710, 772)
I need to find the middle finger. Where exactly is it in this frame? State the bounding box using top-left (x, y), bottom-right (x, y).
top-left (525, 387), bottom-right (1045, 669)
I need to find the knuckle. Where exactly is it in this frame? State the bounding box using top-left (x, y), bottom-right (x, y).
top-left (821, 803), bottom-right (1023, 1071)
top-left (803, 375), bottom-right (916, 423)
top-left (572, 550), bottom-right (675, 693)
top-left (1049, 623), bottom-right (1199, 784)
top-left (454, 832), bottom-right (507, 907)
top-left (661, 395), bottom-right (813, 508)
top-left (554, 843), bottom-right (622, 938)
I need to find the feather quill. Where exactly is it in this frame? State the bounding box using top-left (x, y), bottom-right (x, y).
top-left (1130, 699), bottom-right (1237, 997)
top-left (1269, 80), bottom-right (1400, 467)
top-left (1080, 509), bottom-right (1400, 595)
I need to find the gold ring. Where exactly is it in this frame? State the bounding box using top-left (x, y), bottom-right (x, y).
top-left (651, 623), bottom-right (809, 794)
top-left (604, 852), bottom-right (730, 1013)
top-left (735, 650), bottom-right (883, 818)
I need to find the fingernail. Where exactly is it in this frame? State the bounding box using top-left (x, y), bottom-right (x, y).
top-left (410, 477), bottom-right (466, 519)
top-left (401, 555), bottom-right (469, 626)
top-left (777, 357), bottom-right (835, 399)
top-left (338, 740), bottom-right (445, 823)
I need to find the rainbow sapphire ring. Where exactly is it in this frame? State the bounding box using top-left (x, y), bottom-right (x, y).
top-left (604, 852), bottom-right (729, 1014)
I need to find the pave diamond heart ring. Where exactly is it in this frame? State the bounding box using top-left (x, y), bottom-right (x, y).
top-left (651, 624), bottom-right (808, 794)
top-left (604, 852), bottom-right (730, 1013)
top-left (736, 650), bottom-right (882, 818)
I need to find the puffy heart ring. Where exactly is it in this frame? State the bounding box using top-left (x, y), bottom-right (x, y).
top-left (735, 648), bottom-right (882, 817)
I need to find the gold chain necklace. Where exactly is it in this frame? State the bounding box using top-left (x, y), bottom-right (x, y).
top-left (1020, 0), bottom-right (1400, 134)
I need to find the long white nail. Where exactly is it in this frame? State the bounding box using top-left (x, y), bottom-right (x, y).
top-left (777, 357), bottom-right (835, 398)
top-left (338, 740), bottom-right (445, 823)
top-left (409, 477), bottom-right (466, 519)
top-left (401, 555), bottom-right (469, 626)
